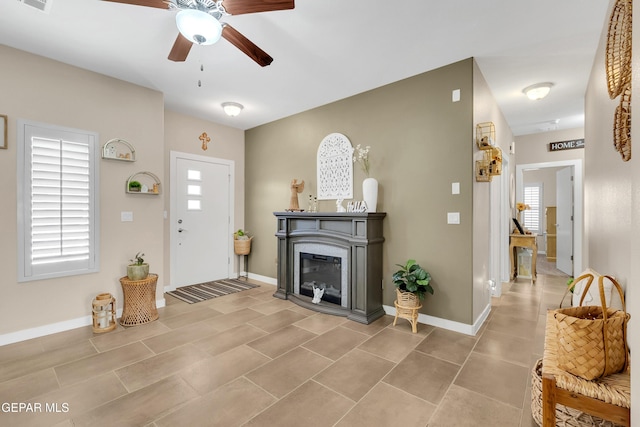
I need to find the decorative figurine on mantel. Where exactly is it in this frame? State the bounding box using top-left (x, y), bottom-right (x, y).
top-left (286, 179), bottom-right (305, 212)
top-left (308, 195), bottom-right (318, 213)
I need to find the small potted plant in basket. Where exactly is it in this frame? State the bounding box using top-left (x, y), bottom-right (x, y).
top-left (128, 180), bottom-right (142, 192)
top-left (127, 251), bottom-right (149, 281)
top-left (392, 259), bottom-right (433, 307)
top-left (233, 229), bottom-right (252, 255)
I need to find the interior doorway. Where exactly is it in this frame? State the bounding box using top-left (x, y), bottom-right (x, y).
top-left (515, 159), bottom-right (583, 276)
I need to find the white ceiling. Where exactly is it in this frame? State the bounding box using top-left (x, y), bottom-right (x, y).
top-left (0, 0), bottom-right (609, 135)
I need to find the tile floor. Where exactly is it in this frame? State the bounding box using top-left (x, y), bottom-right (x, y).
top-left (0, 273), bottom-right (569, 427)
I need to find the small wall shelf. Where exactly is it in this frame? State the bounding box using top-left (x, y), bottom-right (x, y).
top-left (474, 122), bottom-right (502, 181)
top-left (102, 138), bottom-right (136, 162)
top-left (126, 171), bottom-right (161, 195)
top-left (475, 122), bottom-right (496, 149)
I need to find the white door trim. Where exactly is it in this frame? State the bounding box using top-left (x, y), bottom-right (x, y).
top-left (499, 155), bottom-right (511, 287)
top-left (169, 151), bottom-right (235, 291)
top-left (516, 159), bottom-right (583, 275)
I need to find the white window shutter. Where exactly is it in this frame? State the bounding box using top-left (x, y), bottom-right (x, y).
top-left (18, 120), bottom-right (99, 282)
top-left (523, 184), bottom-right (542, 233)
top-left (31, 137), bottom-right (91, 265)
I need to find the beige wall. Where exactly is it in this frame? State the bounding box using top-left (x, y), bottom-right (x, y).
top-left (515, 128), bottom-right (584, 165)
top-left (246, 58), bottom-right (504, 327)
top-left (585, 0), bottom-right (638, 417)
top-left (163, 110), bottom-right (245, 280)
top-left (0, 46), bottom-right (246, 341)
top-left (632, 6), bottom-right (640, 416)
top-left (0, 45), bottom-right (165, 335)
top-left (472, 60), bottom-right (514, 319)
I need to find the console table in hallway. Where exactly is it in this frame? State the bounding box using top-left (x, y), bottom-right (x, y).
top-left (510, 233), bottom-right (537, 282)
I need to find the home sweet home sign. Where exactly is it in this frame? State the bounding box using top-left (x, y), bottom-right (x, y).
top-left (548, 139), bottom-right (585, 152)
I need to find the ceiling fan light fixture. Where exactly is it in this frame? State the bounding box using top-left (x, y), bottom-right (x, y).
top-left (222, 102), bottom-right (244, 117)
top-left (176, 9), bottom-right (222, 46)
top-left (523, 82), bottom-right (554, 100)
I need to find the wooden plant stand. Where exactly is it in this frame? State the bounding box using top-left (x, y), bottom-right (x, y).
top-left (393, 289), bottom-right (422, 333)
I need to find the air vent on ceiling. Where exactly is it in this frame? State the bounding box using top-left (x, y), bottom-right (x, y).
top-left (18, 0), bottom-right (53, 14)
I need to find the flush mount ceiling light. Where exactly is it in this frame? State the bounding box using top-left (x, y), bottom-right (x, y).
top-left (222, 102), bottom-right (244, 117)
top-left (175, 9), bottom-right (222, 45)
top-left (523, 82), bottom-right (554, 100)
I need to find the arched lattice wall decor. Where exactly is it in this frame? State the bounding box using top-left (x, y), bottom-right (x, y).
top-left (317, 133), bottom-right (353, 200)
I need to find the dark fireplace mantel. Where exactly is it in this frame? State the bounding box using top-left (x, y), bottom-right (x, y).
top-left (273, 212), bottom-right (386, 324)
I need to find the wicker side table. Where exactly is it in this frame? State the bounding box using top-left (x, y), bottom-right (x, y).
top-left (119, 274), bottom-right (159, 326)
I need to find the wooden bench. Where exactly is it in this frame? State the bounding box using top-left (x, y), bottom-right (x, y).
top-left (541, 311), bottom-right (630, 426)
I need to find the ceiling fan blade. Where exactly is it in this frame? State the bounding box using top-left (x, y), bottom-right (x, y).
top-left (221, 0), bottom-right (294, 15)
top-left (102, 0), bottom-right (169, 9)
top-left (168, 34), bottom-right (194, 62)
top-left (222, 24), bottom-right (273, 66)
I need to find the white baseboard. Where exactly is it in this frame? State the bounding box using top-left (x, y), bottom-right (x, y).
top-left (383, 302), bottom-right (491, 336)
top-left (0, 298), bottom-right (166, 346)
top-left (247, 273), bottom-right (277, 286)
top-left (227, 274), bottom-right (493, 335)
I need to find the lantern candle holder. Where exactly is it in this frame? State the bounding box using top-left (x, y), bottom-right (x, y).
top-left (92, 293), bottom-right (116, 333)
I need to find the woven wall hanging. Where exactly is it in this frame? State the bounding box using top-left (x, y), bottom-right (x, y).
top-left (605, 0), bottom-right (632, 99)
top-left (614, 85), bottom-right (632, 161)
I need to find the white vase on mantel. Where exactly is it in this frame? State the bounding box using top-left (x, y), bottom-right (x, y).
top-left (362, 177), bottom-right (378, 213)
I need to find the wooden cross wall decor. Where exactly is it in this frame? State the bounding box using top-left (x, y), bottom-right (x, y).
top-left (199, 132), bottom-right (211, 151)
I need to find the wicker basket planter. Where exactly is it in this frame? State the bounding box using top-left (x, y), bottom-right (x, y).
top-left (395, 288), bottom-right (420, 308)
top-left (234, 237), bottom-right (252, 255)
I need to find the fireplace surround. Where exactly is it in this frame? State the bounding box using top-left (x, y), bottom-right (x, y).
top-left (274, 212), bottom-right (386, 324)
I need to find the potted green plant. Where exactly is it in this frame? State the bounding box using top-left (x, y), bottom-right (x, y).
top-left (127, 251), bottom-right (149, 280)
top-left (392, 259), bottom-right (433, 304)
top-left (128, 180), bottom-right (141, 192)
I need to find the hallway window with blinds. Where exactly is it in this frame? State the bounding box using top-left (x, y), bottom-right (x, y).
top-left (523, 183), bottom-right (542, 233)
top-left (18, 120), bottom-right (100, 282)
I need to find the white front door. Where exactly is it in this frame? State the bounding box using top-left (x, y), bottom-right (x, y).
top-left (556, 166), bottom-right (573, 275)
top-left (170, 153), bottom-right (233, 289)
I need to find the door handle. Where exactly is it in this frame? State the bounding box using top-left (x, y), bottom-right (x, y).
top-left (178, 228), bottom-right (187, 233)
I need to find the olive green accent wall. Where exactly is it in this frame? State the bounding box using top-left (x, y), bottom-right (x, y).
top-left (246, 59), bottom-right (477, 324)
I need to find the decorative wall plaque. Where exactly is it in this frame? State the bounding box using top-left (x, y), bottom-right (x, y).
top-left (317, 133), bottom-right (353, 200)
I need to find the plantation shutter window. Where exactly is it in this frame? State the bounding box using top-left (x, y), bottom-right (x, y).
top-left (18, 120), bottom-right (99, 282)
top-left (523, 183), bottom-right (542, 233)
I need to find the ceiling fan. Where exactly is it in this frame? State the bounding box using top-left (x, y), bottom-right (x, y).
top-left (103, 0), bottom-right (295, 66)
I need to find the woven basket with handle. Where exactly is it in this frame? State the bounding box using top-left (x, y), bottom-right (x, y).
top-left (554, 274), bottom-right (629, 380)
